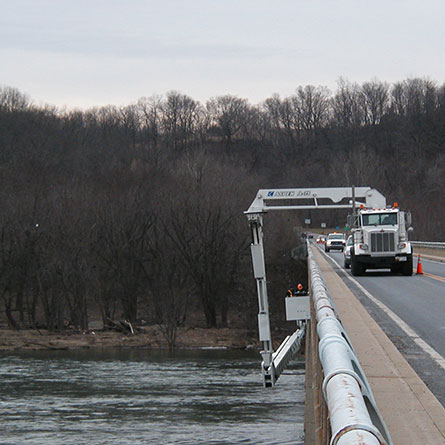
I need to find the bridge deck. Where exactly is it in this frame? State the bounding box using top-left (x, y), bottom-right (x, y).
top-left (312, 248), bottom-right (445, 444)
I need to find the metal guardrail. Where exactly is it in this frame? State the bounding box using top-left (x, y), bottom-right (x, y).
top-left (308, 246), bottom-right (392, 445)
top-left (411, 241), bottom-right (445, 250)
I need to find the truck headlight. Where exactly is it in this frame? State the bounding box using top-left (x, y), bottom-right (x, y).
top-left (359, 244), bottom-right (368, 251)
top-left (397, 242), bottom-right (406, 249)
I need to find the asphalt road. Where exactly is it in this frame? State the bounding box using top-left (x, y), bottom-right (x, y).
top-left (317, 245), bottom-right (445, 406)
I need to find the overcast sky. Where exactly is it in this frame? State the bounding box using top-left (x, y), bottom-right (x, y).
top-left (1, 0), bottom-right (444, 109)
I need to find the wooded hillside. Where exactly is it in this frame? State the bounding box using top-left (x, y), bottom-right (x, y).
top-left (1, 78), bottom-right (443, 337)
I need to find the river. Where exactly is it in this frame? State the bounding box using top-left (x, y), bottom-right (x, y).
top-left (0, 349), bottom-right (305, 444)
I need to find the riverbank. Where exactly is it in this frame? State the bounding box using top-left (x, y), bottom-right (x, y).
top-left (0, 326), bottom-right (262, 351)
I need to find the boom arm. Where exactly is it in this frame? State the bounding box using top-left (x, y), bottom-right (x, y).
top-left (245, 187), bottom-right (386, 214)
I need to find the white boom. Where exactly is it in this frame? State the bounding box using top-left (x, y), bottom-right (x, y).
top-left (246, 187), bottom-right (386, 214)
top-left (245, 187), bottom-right (387, 386)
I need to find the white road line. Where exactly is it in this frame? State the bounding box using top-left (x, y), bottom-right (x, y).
top-left (318, 247), bottom-right (445, 371)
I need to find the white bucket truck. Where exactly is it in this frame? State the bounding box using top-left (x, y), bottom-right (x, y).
top-left (350, 201), bottom-right (413, 276)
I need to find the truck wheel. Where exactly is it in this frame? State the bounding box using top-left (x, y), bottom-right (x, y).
top-left (351, 255), bottom-right (364, 276)
top-left (401, 255), bottom-right (413, 276)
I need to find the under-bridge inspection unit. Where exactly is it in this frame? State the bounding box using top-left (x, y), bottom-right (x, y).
top-left (244, 186), bottom-right (403, 445)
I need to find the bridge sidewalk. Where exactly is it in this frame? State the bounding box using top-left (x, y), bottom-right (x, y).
top-left (312, 248), bottom-right (445, 445)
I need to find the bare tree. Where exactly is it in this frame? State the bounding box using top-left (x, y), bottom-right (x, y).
top-left (161, 91), bottom-right (203, 149)
top-left (263, 94), bottom-right (298, 147)
top-left (293, 85), bottom-right (331, 130)
top-left (360, 79), bottom-right (389, 125)
top-left (206, 95), bottom-right (249, 143)
top-left (0, 86), bottom-right (30, 112)
top-left (145, 224), bottom-right (190, 350)
top-left (331, 78), bottom-right (364, 127)
top-left (92, 193), bottom-right (155, 324)
top-left (161, 154), bottom-right (251, 327)
top-left (330, 144), bottom-right (383, 187)
top-left (390, 78), bottom-right (438, 117)
top-left (137, 95), bottom-right (162, 150)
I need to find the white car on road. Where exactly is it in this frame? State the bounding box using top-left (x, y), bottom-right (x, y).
top-left (343, 235), bottom-right (354, 268)
top-left (325, 233), bottom-right (345, 252)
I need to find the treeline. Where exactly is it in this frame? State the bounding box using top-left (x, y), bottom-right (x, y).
top-left (0, 78), bottom-right (444, 336)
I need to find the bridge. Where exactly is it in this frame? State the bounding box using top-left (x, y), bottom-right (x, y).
top-left (245, 187), bottom-right (445, 444)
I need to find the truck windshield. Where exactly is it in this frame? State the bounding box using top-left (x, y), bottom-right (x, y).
top-left (362, 213), bottom-right (397, 226)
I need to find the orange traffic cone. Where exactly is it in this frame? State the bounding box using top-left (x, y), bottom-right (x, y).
top-left (416, 254), bottom-right (423, 275)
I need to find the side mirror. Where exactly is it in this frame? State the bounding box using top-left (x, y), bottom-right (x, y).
top-left (406, 212), bottom-right (412, 227)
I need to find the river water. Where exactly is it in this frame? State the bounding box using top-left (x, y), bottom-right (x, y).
top-left (0, 349), bottom-right (305, 444)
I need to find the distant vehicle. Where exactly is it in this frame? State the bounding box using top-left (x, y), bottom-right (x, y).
top-left (325, 233), bottom-right (345, 252)
top-left (316, 235), bottom-right (326, 244)
top-left (343, 235), bottom-right (354, 268)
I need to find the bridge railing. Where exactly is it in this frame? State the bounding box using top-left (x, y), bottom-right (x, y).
top-left (411, 241), bottom-right (445, 250)
top-left (307, 244), bottom-right (392, 445)
top-left (411, 241), bottom-right (445, 260)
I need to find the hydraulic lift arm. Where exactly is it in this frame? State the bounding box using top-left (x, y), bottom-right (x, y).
top-left (245, 187), bottom-right (387, 386)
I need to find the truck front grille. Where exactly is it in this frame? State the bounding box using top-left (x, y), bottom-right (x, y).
top-left (370, 232), bottom-right (395, 252)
